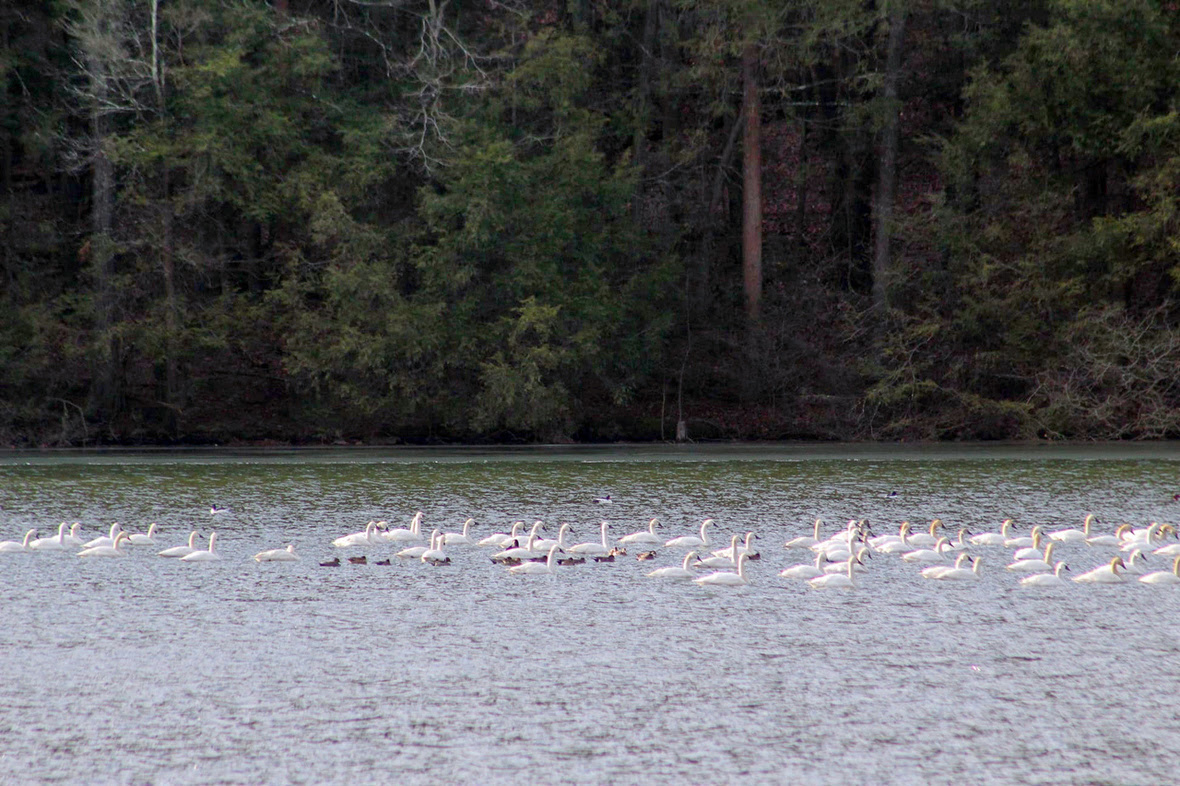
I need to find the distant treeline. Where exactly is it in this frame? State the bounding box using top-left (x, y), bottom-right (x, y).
top-left (2, 0), bottom-right (1179, 446)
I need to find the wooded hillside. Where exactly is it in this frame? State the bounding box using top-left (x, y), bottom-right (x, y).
top-left (2, 0), bottom-right (1178, 445)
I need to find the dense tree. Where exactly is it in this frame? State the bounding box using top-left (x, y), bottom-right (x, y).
top-left (1, 0), bottom-right (1178, 445)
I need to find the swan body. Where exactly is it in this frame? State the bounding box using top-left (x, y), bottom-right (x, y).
top-left (159, 531), bottom-right (201, 558)
top-left (333, 521), bottom-right (379, 548)
top-left (421, 531), bottom-right (450, 565)
top-left (785, 518), bottom-right (824, 550)
top-left (647, 551), bottom-right (697, 579)
top-left (78, 532), bottom-right (131, 558)
top-left (904, 519), bottom-right (944, 549)
top-left (1006, 542), bottom-right (1058, 573)
top-left (824, 548), bottom-right (870, 574)
top-left (901, 537), bottom-right (952, 563)
top-left (509, 545), bottom-right (560, 575)
top-left (479, 521), bottom-right (523, 548)
top-left (935, 556), bottom-right (982, 581)
top-left (808, 557), bottom-right (856, 589)
top-left (81, 522), bottom-right (122, 550)
top-left (1048, 514), bottom-right (1094, 543)
top-left (1139, 556), bottom-right (1180, 585)
top-left (695, 535), bottom-right (740, 569)
top-left (712, 531), bottom-right (757, 560)
top-left (0, 529), bottom-right (38, 553)
top-left (619, 518), bottom-right (662, 546)
top-left (127, 522), bottom-right (159, 546)
top-left (180, 532), bottom-right (221, 562)
top-left (29, 523), bottom-right (68, 551)
top-left (665, 519), bottom-right (713, 549)
top-left (1073, 556), bottom-right (1126, 583)
top-left (694, 553), bottom-right (750, 587)
top-left (970, 519), bottom-right (1013, 546)
top-left (398, 529), bottom-right (441, 560)
top-left (531, 522), bottom-right (571, 553)
top-left (62, 523), bottom-right (84, 547)
top-left (567, 521), bottom-right (611, 556)
top-left (781, 552), bottom-right (828, 579)
top-left (921, 552), bottom-right (971, 579)
top-left (1021, 561), bottom-right (1070, 587)
top-left (868, 521), bottom-right (910, 551)
top-left (490, 529), bottom-right (541, 562)
top-left (380, 511), bottom-right (425, 543)
top-left (1086, 523), bottom-right (1131, 548)
top-left (1012, 527), bottom-right (1045, 561)
top-left (255, 544), bottom-right (298, 562)
top-left (442, 518), bottom-right (476, 546)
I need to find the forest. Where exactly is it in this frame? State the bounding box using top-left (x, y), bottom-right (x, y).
top-left (1, 0), bottom-right (1178, 446)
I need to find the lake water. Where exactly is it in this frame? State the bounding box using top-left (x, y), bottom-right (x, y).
top-left (2, 444), bottom-right (1180, 784)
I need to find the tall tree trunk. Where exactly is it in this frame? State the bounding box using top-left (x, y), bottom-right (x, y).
top-left (632, 0), bottom-right (659, 225)
top-left (872, 8), bottom-right (907, 314)
top-left (151, 0), bottom-right (179, 433)
top-left (741, 42), bottom-right (762, 322)
top-left (86, 0), bottom-right (121, 423)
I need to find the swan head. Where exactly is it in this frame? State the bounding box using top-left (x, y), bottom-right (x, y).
top-left (929, 518), bottom-right (943, 535)
top-left (1110, 556), bottom-right (1126, 573)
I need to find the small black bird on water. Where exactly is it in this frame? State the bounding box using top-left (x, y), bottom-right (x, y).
top-left (319, 557), bottom-right (340, 567)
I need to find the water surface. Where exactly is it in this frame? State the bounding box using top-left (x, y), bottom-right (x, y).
top-left (2, 444), bottom-right (1179, 784)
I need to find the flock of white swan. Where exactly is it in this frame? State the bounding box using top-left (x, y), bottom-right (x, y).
top-left (3, 510), bottom-right (1180, 588)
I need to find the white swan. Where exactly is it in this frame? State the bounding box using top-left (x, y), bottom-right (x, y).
top-left (1021, 561), bottom-right (1070, 587)
top-left (127, 522), bottom-right (159, 546)
top-left (255, 544), bottom-right (299, 562)
top-left (869, 521), bottom-right (912, 551)
top-left (0, 529), bottom-right (38, 553)
top-left (1048, 513), bottom-right (1095, 543)
top-left (62, 522), bottom-right (84, 547)
top-left (1139, 555), bottom-right (1180, 585)
top-left (901, 537), bottom-right (952, 563)
top-left (490, 529), bottom-right (542, 562)
top-left (694, 553), bottom-right (750, 587)
top-left (780, 552), bottom-right (828, 579)
top-left (332, 521), bottom-right (379, 548)
top-left (823, 548), bottom-right (871, 574)
top-left (808, 557), bottom-right (855, 589)
top-left (531, 522), bottom-right (571, 554)
top-left (1011, 527), bottom-right (1046, 561)
top-left (567, 521), bottom-right (611, 556)
top-left (1004, 524), bottom-right (1043, 550)
top-left (935, 556), bottom-right (982, 581)
top-left (421, 531), bottom-right (450, 565)
top-left (380, 511), bottom-right (425, 543)
top-left (969, 519), bottom-right (1013, 546)
top-left (509, 544), bottom-right (560, 575)
top-left (647, 551), bottom-right (698, 579)
top-left (442, 518), bottom-right (476, 546)
top-left (665, 518), bottom-right (713, 549)
top-left (921, 552), bottom-right (971, 579)
top-left (1122, 549), bottom-right (1150, 575)
top-left (81, 522), bottom-right (122, 550)
top-left (1006, 541), bottom-right (1058, 573)
top-left (1086, 523), bottom-right (1131, 548)
top-left (180, 531), bottom-right (222, 562)
top-left (78, 531), bottom-right (132, 558)
top-left (785, 518), bottom-right (824, 550)
top-left (479, 521), bottom-right (523, 548)
top-left (695, 535), bottom-right (741, 569)
top-left (159, 531), bottom-right (201, 558)
top-left (1073, 556), bottom-right (1126, 583)
top-left (904, 519), bottom-right (944, 549)
top-left (29, 523), bottom-right (68, 551)
top-left (398, 529), bottom-right (440, 560)
top-left (619, 518), bottom-right (662, 546)
top-left (712, 531), bottom-right (757, 560)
